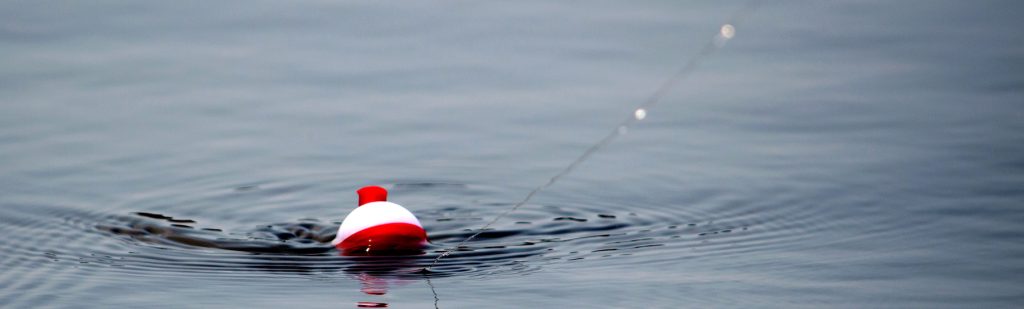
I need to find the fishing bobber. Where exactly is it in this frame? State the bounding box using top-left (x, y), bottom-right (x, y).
top-left (332, 186), bottom-right (428, 255)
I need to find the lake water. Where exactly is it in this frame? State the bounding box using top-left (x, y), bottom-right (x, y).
top-left (2, 1), bottom-right (1023, 308)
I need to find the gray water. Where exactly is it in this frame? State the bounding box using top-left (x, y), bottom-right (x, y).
top-left (2, 1), bottom-right (1023, 308)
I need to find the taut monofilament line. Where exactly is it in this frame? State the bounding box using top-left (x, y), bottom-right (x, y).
top-left (424, 2), bottom-right (759, 272)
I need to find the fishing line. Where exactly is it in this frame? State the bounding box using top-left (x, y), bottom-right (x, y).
top-left (424, 274), bottom-right (440, 309)
top-left (424, 2), bottom-right (758, 271)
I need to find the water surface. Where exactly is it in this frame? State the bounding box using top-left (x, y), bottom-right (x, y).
top-left (2, 1), bottom-right (1023, 308)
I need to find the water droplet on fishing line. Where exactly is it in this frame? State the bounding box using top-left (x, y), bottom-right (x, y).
top-left (617, 126), bottom-right (628, 135)
top-left (720, 24), bottom-right (735, 39)
top-left (714, 24), bottom-right (736, 47)
top-left (634, 108), bottom-right (647, 120)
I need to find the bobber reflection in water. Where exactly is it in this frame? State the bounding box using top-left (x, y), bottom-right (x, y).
top-left (332, 186), bottom-right (429, 255)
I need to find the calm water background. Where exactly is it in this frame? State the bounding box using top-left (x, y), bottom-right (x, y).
top-left (2, 1), bottom-right (1023, 308)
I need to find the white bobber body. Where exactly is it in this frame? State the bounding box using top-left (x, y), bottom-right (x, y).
top-left (332, 186), bottom-right (428, 255)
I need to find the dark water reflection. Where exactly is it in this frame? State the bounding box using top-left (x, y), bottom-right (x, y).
top-left (3, 0), bottom-right (1024, 308)
top-left (90, 180), bottom-right (690, 278)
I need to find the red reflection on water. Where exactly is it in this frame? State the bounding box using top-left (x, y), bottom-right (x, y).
top-left (356, 273), bottom-right (389, 307)
top-left (358, 273), bottom-right (389, 296)
top-left (344, 251), bottom-right (422, 308)
top-left (354, 273), bottom-right (419, 308)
